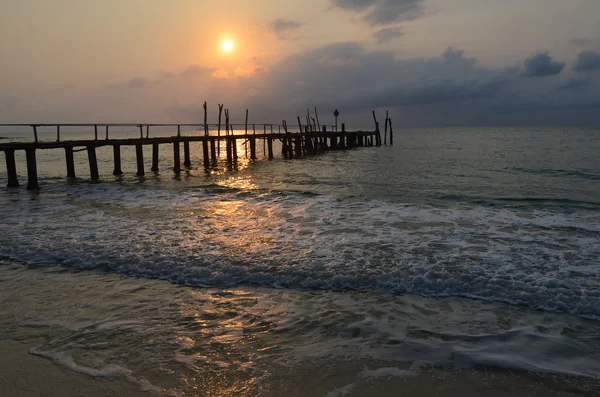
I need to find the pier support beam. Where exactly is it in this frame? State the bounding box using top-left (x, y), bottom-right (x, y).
top-left (65, 146), bottom-right (76, 178)
top-left (183, 141), bottom-right (191, 168)
top-left (25, 148), bottom-right (39, 190)
top-left (173, 142), bottom-right (181, 174)
top-left (87, 146), bottom-right (99, 182)
top-left (136, 144), bottom-right (144, 176)
top-left (267, 136), bottom-right (274, 159)
top-left (232, 138), bottom-right (238, 160)
top-left (249, 137), bottom-right (257, 160)
top-left (226, 137), bottom-right (233, 164)
top-left (151, 143), bottom-right (159, 172)
top-left (5, 149), bottom-right (19, 187)
top-left (113, 145), bottom-right (123, 176)
top-left (202, 140), bottom-right (210, 168)
top-left (340, 124), bottom-right (346, 150)
top-left (210, 138), bottom-right (217, 165)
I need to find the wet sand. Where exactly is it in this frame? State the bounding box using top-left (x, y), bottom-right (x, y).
top-left (2, 337), bottom-right (597, 397)
top-left (0, 340), bottom-right (149, 397)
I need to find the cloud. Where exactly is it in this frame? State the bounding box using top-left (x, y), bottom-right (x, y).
top-left (556, 77), bottom-right (589, 91)
top-left (373, 26), bottom-right (404, 43)
top-left (331, 0), bottom-right (424, 26)
top-left (571, 38), bottom-right (592, 47)
top-left (522, 52), bottom-right (565, 77)
top-left (269, 19), bottom-right (304, 40)
top-left (574, 51), bottom-right (600, 72)
top-left (106, 77), bottom-right (148, 89)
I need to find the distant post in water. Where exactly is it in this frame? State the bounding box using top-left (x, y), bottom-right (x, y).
top-left (334, 109), bottom-right (340, 132)
top-left (5, 149), bottom-right (19, 187)
top-left (389, 118), bottom-right (393, 145)
top-left (25, 148), bottom-right (39, 189)
top-left (151, 143), bottom-right (159, 172)
top-left (173, 142), bottom-right (181, 174)
top-left (113, 145), bottom-right (123, 175)
top-left (184, 141), bottom-right (191, 168)
top-left (135, 143), bottom-right (145, 176)
top-left (87, 146), bottom-right (99, 182)
top-left (65, 146), bottom-right (76, 178)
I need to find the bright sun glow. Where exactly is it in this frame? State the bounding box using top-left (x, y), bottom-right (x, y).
top-left (220, 39), bottom-right (234, 53)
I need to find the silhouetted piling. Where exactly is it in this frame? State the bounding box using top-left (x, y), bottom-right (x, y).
top-left (250, 137), bottom-right (257, 160)
top-left (25, 148), bottom-right (38, 189)
top-left (151, 143), bottom-right (159, 172)
top-left (113, 145), bottom-right (123, 175)
top-left (210, 138), bottom-right (217, 165)
top-left (202, 140), bottom-right (210, 168)
top-left (5, 149), bottom-right (18, 187)
top-left (65, 146), bottom-right (75, 178)
top-left (173, 142), bottom-right (181, 174)
top-left (87, 146), bottom-right (99, 182)
top-left (267, 136), bottom-right (274, 159)
top-left (184, 141), bottom-right (191, 168)
top-left (389, 118), bottom-right (393, 145)
top-left (135, 144), bottom-right (144, 176)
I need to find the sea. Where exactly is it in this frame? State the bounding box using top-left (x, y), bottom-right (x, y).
top-left (1, 125), bottom-right (599, 396)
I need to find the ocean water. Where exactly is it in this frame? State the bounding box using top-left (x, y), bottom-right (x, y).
top-left (1, 125), bottom-right (600, 395)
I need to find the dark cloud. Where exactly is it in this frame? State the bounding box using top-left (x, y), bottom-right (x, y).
top-left (556, 77), bottom-right (589, 91)
top-left (373, 26), bottom-right (404, 43)
top-left (574, 51), bottom-right (600, 72)
top-left (571, 38), bottom-right (592, 46)
top-left (332, 0), bottom-right (424, 26)
top-left (522, 53), bottom-right (565, 77)
top-left (269, 19), bottom-right (304, 40)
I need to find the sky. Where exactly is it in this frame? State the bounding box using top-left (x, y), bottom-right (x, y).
top-left (1, 0), bottom-right (600, 127)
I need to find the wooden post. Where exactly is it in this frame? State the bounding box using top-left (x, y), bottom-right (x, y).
top-left (65, 146), bottom-right (76, 178)
top-left (56, 125), bottom-right (60, 142)
top-left (94, 125), bottom-right (98, 140)
top-left (389, 118), bottom-right (393, 145)
top-left (225, 109), bottom-right (232, 164)
top-left (267, 136), bottom-right (273, 159)
top-left (250, 137), bottom-right (256, 160)
top-left (173, 142), bottom-right (181, 173)
top-left (151, 143), bottom-right (159, 172)
top-left (245, 109), bottom-right (249, 134)
top-left (384, 111), bottom-right (389, 145)
top-left (135, 143), bottom-right (144, 176)
top-left (139, 125), bottom-right (143, 139)
top-left (210, 137), bottom-right (217, 165)
top-left (314, 107), bottom-right (321, 130)
top-left (87, 146), bottom-right (99, 182)
top-left (146, 125), bottom-right (150, 139)
top-left (25, 148), bottom-right (39, 189)
top-left (340, 124), bottom-right (346, 149)
top-left (105, 125), bottom-right (109, 140)
top-left (217, 104), bottom-right (223, 156)
top-left (203, 102), bottom-right (209, 137)
top-left (33, 125), bottom-right (38, 143)
top-left (203, 140), bottom-right (210, 169)
top-left (4, 150), bottom-right (19, 187)
top-left (232, 137), bottom-right (238, 160)
top-left (113, 145), bottom-right (123, 175)
top-left (177, 125), bottom-right (181, 138)
top-left (184, 141), bottom-right (191, 167)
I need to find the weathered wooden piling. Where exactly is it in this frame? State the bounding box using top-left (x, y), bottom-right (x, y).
top-left (203, 141), bottom-right (210, 169)
top-left (113, 145), bottom-right (123, 175)
top-left (151, 143), bottom-right (159, 172)
top-left (250, 137), bottom-right (257, 160)
top-left (5, 149), bottom-right (19, 187)
top-left (65, 146), bottom-right (76, 178)
top-left (25, 148), bottom-right (39, 189)
top-left (87, 146), bottom-right (99, 181)
top-left (135, 144), bottom-right (144, 176)
top-left (389, 118), bottom-right (394, 145)
top-left (183, 141), bottom-right (191, 168)
top-left (232, 137), bottom-right (238, 160)
top-left (340, 124), bottom-right (346, 149)
top-left (267, 136), bottom-right (274, 159)
top-left (173, 142), bottom-right (181, 173)
top-left (210, 138), bottom-right (217, 164)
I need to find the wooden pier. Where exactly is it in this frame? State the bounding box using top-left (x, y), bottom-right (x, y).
top-left (0, 108), bottom-right (393, 189)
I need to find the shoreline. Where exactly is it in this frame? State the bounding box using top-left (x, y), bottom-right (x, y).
top-left (0, 339), bottom-right (149, 397)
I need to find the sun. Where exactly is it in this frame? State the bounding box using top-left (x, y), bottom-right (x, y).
top-left (220, 39), bottom-right (234, 53)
